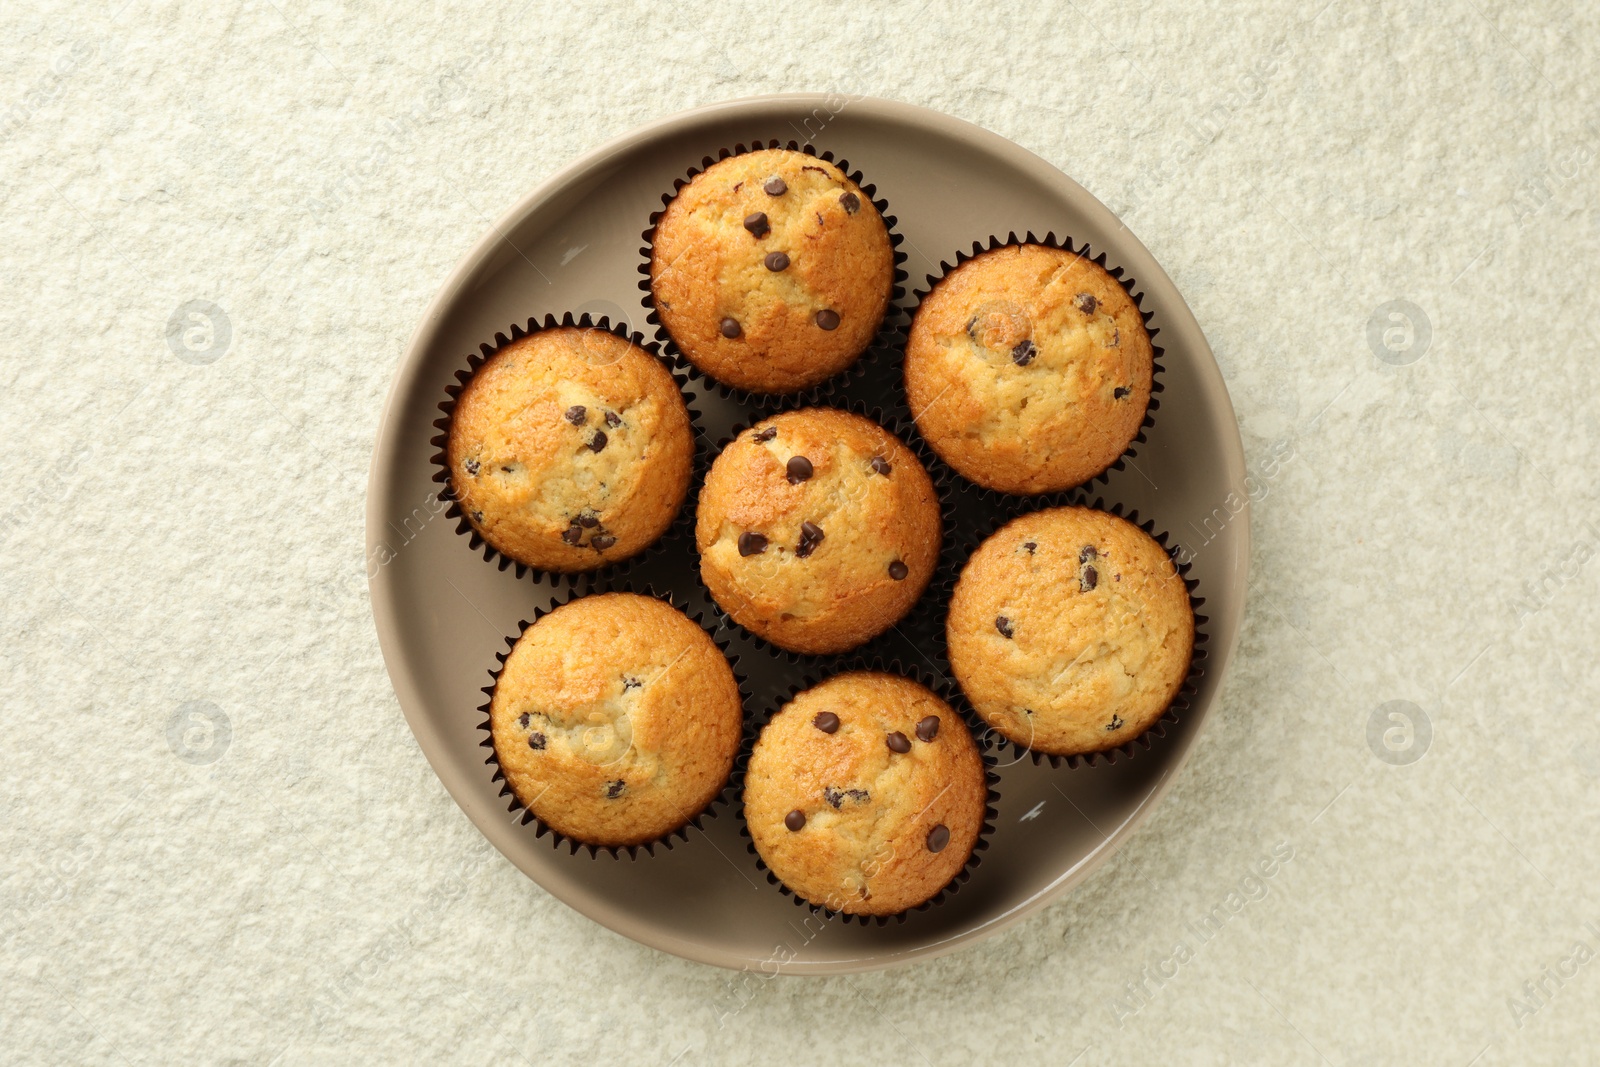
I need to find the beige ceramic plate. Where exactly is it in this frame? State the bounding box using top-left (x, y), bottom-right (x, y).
top-left (366, 94), bottom-right (1248, 974)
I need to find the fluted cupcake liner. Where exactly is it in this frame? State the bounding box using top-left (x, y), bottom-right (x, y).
top-left (733, 657), bottom-right (1000, 925)
top-left (689, 399), bottom-right (962, 671)
top-left (637, 138), bottom-right (909, 409)
top-left (430, 312), bottom-right (709, 589)
top-left (902, 231), bottom-right (1166, 501)
top-left (476, 583), bottom-right (750, 859)
top-left (934, 495), bottom-right (1210, 770)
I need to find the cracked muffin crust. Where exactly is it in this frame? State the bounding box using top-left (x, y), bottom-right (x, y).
top-left (904, 243), bottom-right (1153, 494)
top-left (447, 326), bottom-right (693, 572)
top-left (947, 507), bottom-right (1192, 757)
top-left (744, 671), bottom-right (986, 915)
top-left (649, 148), bottom-right (894, 394)
top-left (489, 593), bottom-right (742, 847)
top-left (695, 408), bottom-right (940, 656)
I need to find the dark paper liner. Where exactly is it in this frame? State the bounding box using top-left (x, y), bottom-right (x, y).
top-left (638, 138), bottom-right (909, 408)
top-left (477, 583), bottom-right (750, 859)
top-left (904, 231), bottom-right (1166, 499)
top-left (734, 657), bottom-right (1000, 925)
top-left (936, 496), bottom-right (1209, 770)
top-left (690, 399), bottom-right (962, 669)
top-left (430, 313), bottom-right (708, 589)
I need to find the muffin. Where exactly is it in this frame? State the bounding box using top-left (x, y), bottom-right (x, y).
top-left (649, 148), bottom-right (894, 394)
top-left (904, 243), bottom-right (1153, 494)
top-left (447, 326), bottom-right (693, 572)
top-left (744, 671), bottom-right (986, 915)
top-left (489, 593), bottom-right (742, 848)
top-left (947, 507), bottom-right (1193, 757)
top-left (696, 408), bottom-right (940, 655)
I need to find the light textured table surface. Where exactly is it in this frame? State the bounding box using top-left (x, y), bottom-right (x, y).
top-left (4, 1), bottom-right (1598, 1063)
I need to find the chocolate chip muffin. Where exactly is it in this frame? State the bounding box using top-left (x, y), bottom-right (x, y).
top-left (696, 408), bottom-right (940, 655)
top-left (744, 671), bottom-right (986, 915)
top-left (489, 593), bottom-right (742, 848)
top-left (649, 148), bottom-right (894, 394)
top-left (447, 326), bottom-right (693, 572)
top-left (947, 507), bottom-right (1192, 757)
top-left (904, 243), bottom-right (1153, 494)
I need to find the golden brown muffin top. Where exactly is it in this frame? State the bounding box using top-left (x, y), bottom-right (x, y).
top-left (905, 244), bottom-right (1152, 494)
top-left (695, 408), bottom-right (940, 655)
top-left (650, 148), bottom-right (893, 394)
top-left (744, 671), bottom-right (986, 915)
top-left (447, 327), bottom-right (692, 572)
top-left (490, 593), bottom-right (742, 847)
top-left (947, 507), bottom-right (1193, 756)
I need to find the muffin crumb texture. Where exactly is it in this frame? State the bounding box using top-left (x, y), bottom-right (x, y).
top-left (489, 593), bottom-right (742, 847)
top-left (947, 506), bottom-right (1193, 756)
top-left (744, 671), bottom-right (986, 915)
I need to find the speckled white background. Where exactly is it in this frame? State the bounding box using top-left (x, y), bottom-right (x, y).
top-left (3, 1), bottom-right (1598, 1063)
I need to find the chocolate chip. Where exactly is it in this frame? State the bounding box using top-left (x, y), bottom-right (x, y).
top-left (995, 616), bottom-right (1014, 638)
top-left (578, 511), bottom-right (599, 528)
top-left (623, 675), bottom-right (642, 690)
top-left (590, 534), bottom-right (617, 550)
top-left (1074, 293), bottom-right (1098, 315)
top-left (814, 309), bottom-right (840, 330)
top-left (720, 317), bottom-right (741, 339)
top-left (501, 465), bottom-right (514, 473)
top-left (1011, 339), bottom-right (1036, 366)
top-left (528, 732), bottom-right (547, 751)
top-left (1081, 565), bottom-right (1098, 592)
top-left (1107, 328), bottom-right (1120, 347)
top-left (823, 786), bottom-right (869, 808)
top-left (518, 713), bottom-right (530, 728)
top-left (887, 560), bottom-right (908, 581)
top-left (605, 410), bottom-right (622, 427)
top-left (813, 711), bottom-right (840, 734)
top-left (786, 455), bottom-right (813, 483)
top-left (886, 731), bottom-right (911, 753)
top-left (752, 426), bottom-right (777, 442)
top-left (785, 810), bottom-right (806, 831)
top-left (926, 824), bottom-right (950, 853)
top-left (589, 431), bottom-right (607, 453)
top-left (565, 405), bottom-right (586, 425)
top-left (1114, 386), bottom-right (1130, 399)
top-left (1107, 714), bottom-right (1125, 731)
top-left (743, 211), bottom-right (770, 238)
top-left (605, 780), bottom-right (625, 798)
top-left (796, 521), bottom-right (824, 558)
top-left (764, 250), bottom-right (790, 272)
top-left (916, 716), bottom-right (940, 742)
top-left (840, 191), bottom-right (860, 214)
top-left (1079, 545), bottom-right (1097, 562)
top-left (1022, 541), bottom-right (1037, 554)
top-left (471, 509), bottom-right (484, 522)
top-left (463, 458), bottom-right (480, 476)
top-left (869, 456), bottom-right (891, 476)
top-left (965, 315), bottom-right (980, 341)
top-left (764, 177), bottom-right (787, 196)
top-left (738, 531), bottom-right (768, 556)
top-left (561, 526), bottom-right (582, 546)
